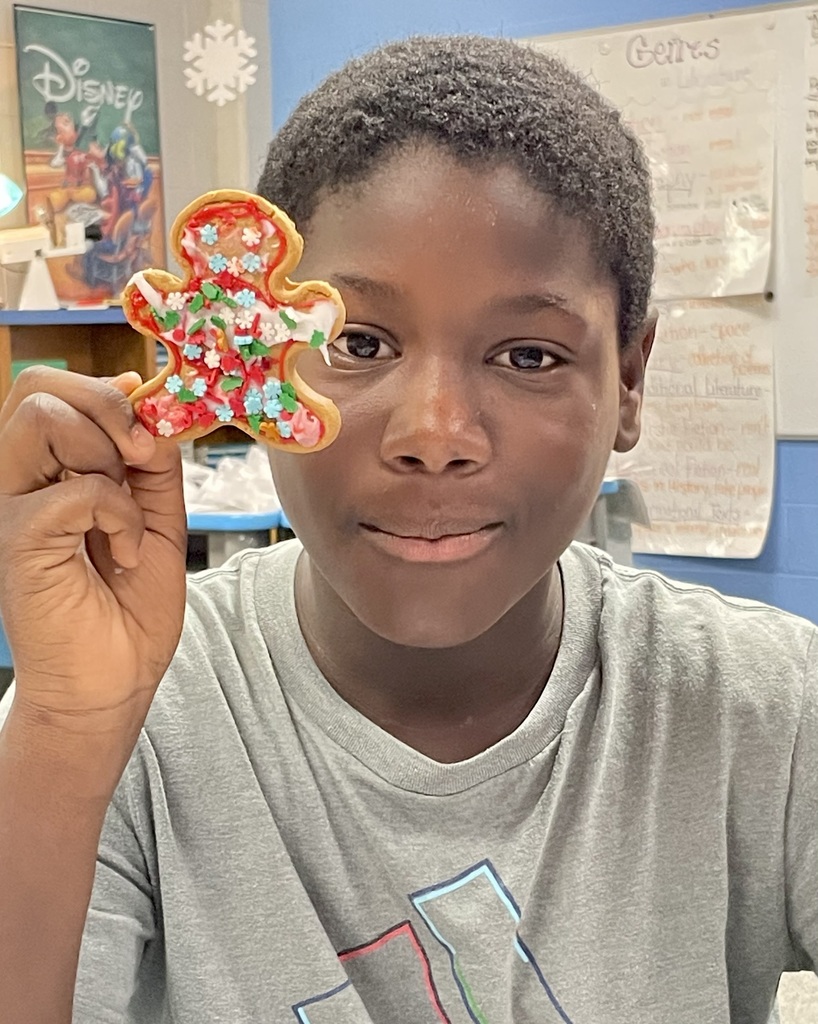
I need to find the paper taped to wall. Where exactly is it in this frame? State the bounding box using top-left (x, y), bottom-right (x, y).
top-left (608, 297), bottom-right (775, 558)
top-left (528, 11), bottom-right (776, 302)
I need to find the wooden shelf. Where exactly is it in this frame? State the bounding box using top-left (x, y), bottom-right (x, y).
top-left (0, 307), bottom-right (156, 404)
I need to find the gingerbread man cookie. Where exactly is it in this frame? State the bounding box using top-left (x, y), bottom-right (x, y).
top-left (122, 189), bottom-right (345, 451)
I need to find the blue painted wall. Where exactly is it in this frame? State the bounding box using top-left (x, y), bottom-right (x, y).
top-left (267, 0), bottom-right (818, 624)
top-left (268, 0), bottom-right (793, 127)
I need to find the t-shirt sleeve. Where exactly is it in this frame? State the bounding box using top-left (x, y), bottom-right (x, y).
top-left (72, 754), bottom-right (159, 1023)
top-left (785, 630), bottom-right (818, 975)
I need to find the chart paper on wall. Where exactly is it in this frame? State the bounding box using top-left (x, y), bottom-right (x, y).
top-left (527, 12), bottom-right (776, 302)
top-left (608, 298), bottom-right (775, 558)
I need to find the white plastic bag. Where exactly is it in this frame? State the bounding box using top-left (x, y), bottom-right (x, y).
top-left (183, 444), bottom-right (281, 514)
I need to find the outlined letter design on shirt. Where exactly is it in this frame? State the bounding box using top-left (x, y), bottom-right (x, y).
top-left (292, 859), bottom-right (576, 1023)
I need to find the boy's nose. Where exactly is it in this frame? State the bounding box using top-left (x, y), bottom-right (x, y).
top-left (379, 357), bottom-right (492, 474)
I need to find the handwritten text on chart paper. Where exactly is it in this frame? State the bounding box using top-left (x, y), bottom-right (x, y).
top-left (608, 299), bottom-right (774, 558)
top-left (537, 12), bottom-right (776, 301)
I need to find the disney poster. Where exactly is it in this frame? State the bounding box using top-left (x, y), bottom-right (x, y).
top-left (14, 6), bottom-right (165, 303)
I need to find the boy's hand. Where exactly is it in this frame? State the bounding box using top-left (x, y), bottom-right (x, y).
top-left (0, 367), bottom-right (187, 730)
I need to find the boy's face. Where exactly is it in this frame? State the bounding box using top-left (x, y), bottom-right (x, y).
top-left (269, 146), bottom-right (651, 648)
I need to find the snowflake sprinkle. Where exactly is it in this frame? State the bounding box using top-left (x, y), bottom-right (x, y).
top-left (156, 419), bottom-right (175, 437)
top-left (241, 226), bottom-right (261, 247)
top-left (234, 288), bottom-right (256, 308)
top-left (260, 320), bottom-right (289, 344)
top-left (204, 349), bottom-right (221, 368)
top-left (215, 404), bottom-right (234, 422)
top-left (199, 224), bottom-right (218, 245)
top-left (209, 253), bottom-right (228, 273)
top-left (264, 397), bottom-right (283, 418)
top-left (165, 374), bottom-right (183, 394)
top-left (244, 388), bottom-right (264, 414)
top-left (235, 310), bottom-right (254, 330)
top-left (241, 252), bottom-right (262, 273)
top-left (166, 292), bottom-right (187, 311)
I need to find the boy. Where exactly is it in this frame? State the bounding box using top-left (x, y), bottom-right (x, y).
top-left (0, 35), bottom-right (815, 1024)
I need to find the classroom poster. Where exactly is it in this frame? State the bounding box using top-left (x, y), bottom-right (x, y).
top-left (14, 6), bottom-right (165, 304)
top-left (607, 298), bottom-right (775, 558)
top-left (527, 12), bottom-right (776, 302)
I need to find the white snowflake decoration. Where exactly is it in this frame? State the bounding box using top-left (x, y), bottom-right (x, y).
top-left (183, 20), bottom-right (258, 107)
top-left (260, 319), bottom-right (290, 343)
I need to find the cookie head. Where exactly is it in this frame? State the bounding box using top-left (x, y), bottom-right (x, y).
top-left (122, 189), bottom-right (345, 451)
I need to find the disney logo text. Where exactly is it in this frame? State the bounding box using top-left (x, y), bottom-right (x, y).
top-left (24, 44), bottom-right (144, 121)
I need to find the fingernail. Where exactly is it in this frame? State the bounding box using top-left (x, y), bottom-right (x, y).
top-left (131, 423), bottom-right (154, 447)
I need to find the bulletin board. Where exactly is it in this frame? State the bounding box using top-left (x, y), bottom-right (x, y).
top-left (520, 4), bottom-right (818, 557)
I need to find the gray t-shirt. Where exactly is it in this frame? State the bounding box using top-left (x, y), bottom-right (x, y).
top-left (1, 540), bottom-right (816, 1023)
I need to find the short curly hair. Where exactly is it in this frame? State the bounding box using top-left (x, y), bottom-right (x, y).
top-left (258, 34), bottom-right (655, 345)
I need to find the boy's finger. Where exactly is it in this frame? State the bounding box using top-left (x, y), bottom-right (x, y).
top-left (0, 368), bottom-right (154, 467)
top-left (103, 371), bottom-right (144, 396)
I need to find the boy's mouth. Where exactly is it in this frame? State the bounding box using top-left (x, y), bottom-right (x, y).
top-left (360, 521), bottom-right (503, 564)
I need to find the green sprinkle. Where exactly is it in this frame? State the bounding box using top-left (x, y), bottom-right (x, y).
top-left (249, 340), bottom-right (269, 356)
top-left (247, 413), bottom-right (262, 434)
top-left (220, 376), bottom-right (243, 393)
top-left (177, 387), bottom-right (198, 403)
top-left (280, 382), bottom-right (297, 400)
top-left (187, 317), bottom-right (206, 335)
top-left (201, 281), bottom-right (220, 300)
top-left (280, 392), bottom-right (298, 414)
top-left (279, 309), bottom-right (297, 329)
top-left (189, 293), bottom-right (205, 313)
top-left (153, 309), bottom-right (177, 332)
top-left (211, 315), bottom-right (227, 330)
top-left (309, 330), bottom-right (325, 349)
top-left (222, 295), bottom-right (238, 308)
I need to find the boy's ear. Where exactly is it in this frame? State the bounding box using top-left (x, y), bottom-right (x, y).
top-left (614, 314), bottom-right (657, 453)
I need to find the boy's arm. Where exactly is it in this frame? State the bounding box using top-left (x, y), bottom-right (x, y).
top-left (0, 685), bottom-right (154, 1024)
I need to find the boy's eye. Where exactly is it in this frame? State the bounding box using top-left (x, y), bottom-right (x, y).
top-left (330, 330), bottom-right (396, 361)
top-left (491, 345), bottom-right (557, 371)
